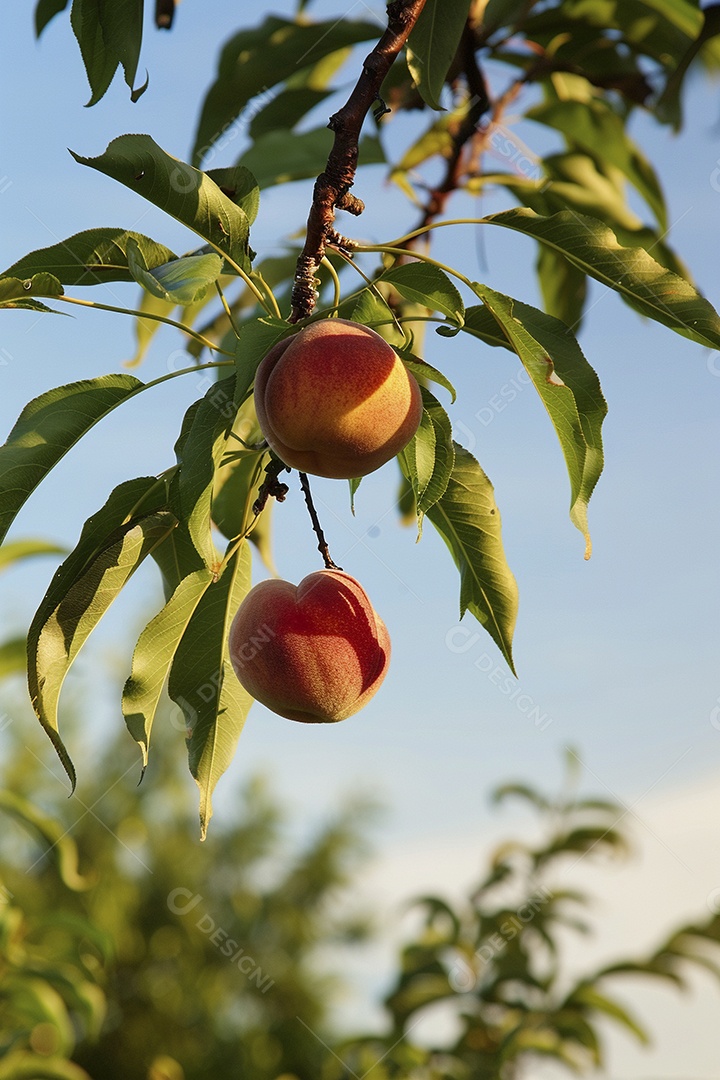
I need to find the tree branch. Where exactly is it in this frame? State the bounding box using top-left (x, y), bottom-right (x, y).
top-left (289, 0), bottom-right (428, 323)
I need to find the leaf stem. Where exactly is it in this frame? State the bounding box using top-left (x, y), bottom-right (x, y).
top-left (215, 280), bottom-right (240, 338)
top-left (299, 472), bottom-right (342, 571)
top-left (320, 256), bottom-right (342, 313)
top-left (57, 294), bottom-right (234, 356)
top-left (252, 269), bottom-right (282, 320)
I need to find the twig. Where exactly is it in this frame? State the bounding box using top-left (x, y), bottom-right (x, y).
top-left (252, 457), bottom-right (290, 516)
top-left (289, 0), bottom-right (428, 323)
top-left (299, 472), bottom-right (342, 571)
top-left (155, 0), bottom-right (176, 29)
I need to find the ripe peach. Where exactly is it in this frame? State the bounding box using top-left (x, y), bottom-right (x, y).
top-left (228, 569), bottom-right (390, 723)
top-left (254, 318), bottom-right (423, 479)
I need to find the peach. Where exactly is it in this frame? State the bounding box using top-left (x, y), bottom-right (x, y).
top-left (228, 569), bottom-right (390, 723)
top-left (254, 318), bottom-right (423, 479)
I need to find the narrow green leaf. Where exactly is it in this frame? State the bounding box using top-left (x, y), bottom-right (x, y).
top-left (398, 387), bottom-right (455, 532)
top-left (349, 476), bottom-right (362, 516)
top-left (71, 0), bottom-right (144, 106)
top-left (482, 208), bottom-right (720, 350)
top-left (2, 229), bottom-right (177, 287)
top-left (406, 0), bottom-right (473, 110)
top-left (234, 317), bottom-right (293, 402)
top-left (71, 136), bottom-right (253, 273)
top-left (29, 505), bottom-right (176, 789)
top-left (126, 239), bottom-right (223, 306)
top-left (0, 273), bottom-right (64, 305)
top-left (537, 244), bottom-right (587, 330)
top-left (472, 284), bottom-right (606, 558)
top-left (191, 16), bottom-right (379, 165)
top-left (168, 542), bottom-right (254, 839)
top-left (0, 539), bottom-right (66, 572)
top-left (122, 567), bottom-right (214, 770)
top-left (566, 984), bottom-right (649, 1044)
top-left (378, 262), bottom-right (465, 324)
top-left (426, 444), bottom-right (518, 670)
top-left (35, 0), bottom-right (70, 37)
top-left (205, 165), bottom-right (261, 225)
top-left (213, 451), bottom-right (268, 543)
top-left (0, 375), bottom-right (144, 545)
top-left (397, 351), bottom-right (457, 402)
top-left (173, 376), bottom-right (237, 571)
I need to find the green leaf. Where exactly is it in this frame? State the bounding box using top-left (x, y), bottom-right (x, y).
top-left (70, 0), bottom-right (144, 106)
top-left (27, 476), bottom-right (171, 786)
top-left (566, 984), bottom-right (649, 1044)
top-left (0, 273), bottom-right (64, 306)
top-left (0, 375), bottom-right (143, 546)
top-left (173, 376), bottom-right (237, 572)
top-left (205, 165), bottom-right (261, 226)
top-left (191, 16), bottom-right (379, 165)
top-left (71, 136), bottom-right (253, 273)
top-left (122, 567), bottom-right (214, 770)
top-left (237, 128), bottom-right (384, 189)
top-left (397, 351), bottom-right (457, 402)
top-left (426, 444), bottom-right (518, 670)
top-left (536, 244), bottom-right (587, 330)
top-left (35, 0), bottom-right (70, 37)
top-left (2, 229), bottom-right (177, 287)
top-left (168, 542), bottom-right (254, 839)
top-left (0, 637), bottom-right (27, 679)
top-left (0, 539), bottom-right (66, 572)
top-left (234, 317), bottom-right (294, 401)
top-left (656, 5), bottom-right (720, 129)
top-left (471, 285), bottom-right (606, 557)
top-left (406, 0), bottom-right (473, 110)
top-left (378, 262), bottom-right (465, 323)
top-left (213, 450), bottom-right (268, 543)
top-left (398, 387), bottom-right (454, 530)
top-left (528, 98), bottom-right (667, 229)
top-left (248, 87), bottom-right (332, 139)
top-left (126, 239), bottom-right (223, 306)
top-left (482, 207), bottom-right (720, 350)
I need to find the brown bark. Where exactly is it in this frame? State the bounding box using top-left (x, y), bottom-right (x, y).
top-left (289, 0), bottom-right (428, 322)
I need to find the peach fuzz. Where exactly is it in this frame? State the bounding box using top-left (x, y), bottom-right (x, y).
top-left (254, 318), bottom-right (423, 479)
top-left (228, 569), bottom-right (390, 723)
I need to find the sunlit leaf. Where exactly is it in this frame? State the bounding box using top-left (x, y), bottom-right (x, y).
top-left (168, 542), bottom-right (254, 839)
top-left (191, 16), bottom-right (379, 165)
top-left (406, 0), bottom-right (473, 110)
top-left (426, 444), bottom-right (517, 670)
top-left (0, 375), bottom-right (144, 545)
top-left (2, 229), bottom-right (176, 287)
top-left (127, 239), bottom-right (223, 306)
top-left (378, 262), bottom-right (465, 323)
top-left (237, 128), bottom-right (384, 189)
top-left (71, 136), bottom-right (253, 273)
top-left (122, 567), bottom-right (214, 770)
top-left (471, 284), bottom-right (606, 558)
top-left (483, 207), bottom-right (720, 350)
top-left (27, 476), bottom-right (172, 788)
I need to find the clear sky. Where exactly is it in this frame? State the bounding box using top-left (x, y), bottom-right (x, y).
top-left (1, 2), bottom-right (720, 1074)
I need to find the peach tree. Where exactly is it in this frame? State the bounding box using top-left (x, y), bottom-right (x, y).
top-left (2, 0), bottom-right (719, 834)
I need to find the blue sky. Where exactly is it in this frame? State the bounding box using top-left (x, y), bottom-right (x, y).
top-left (1, 2), bottom-right (720, 1073)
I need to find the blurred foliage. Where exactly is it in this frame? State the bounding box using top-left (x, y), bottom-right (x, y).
top-left (326, 753), bottom-right (720, 1079)
top-left (2, 721), bottom-right (720, 1079)
top-left (0, 698), bottom-right (378, 1080)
